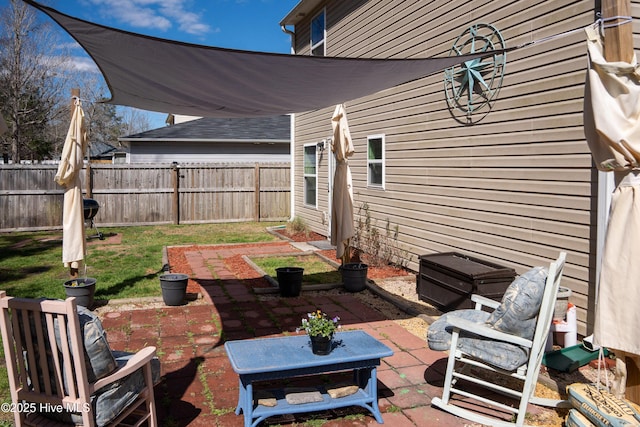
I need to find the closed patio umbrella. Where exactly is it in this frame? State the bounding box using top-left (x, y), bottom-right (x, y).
top-left (55, 98), bottom-right (87, 275)
top-left (330, 104), bottom-right (355, 264)
top-left (584, 25), bottom-right (640, 360)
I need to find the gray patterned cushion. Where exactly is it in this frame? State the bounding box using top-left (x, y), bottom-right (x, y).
top-left (485, 267), bottom-right (547, 340)
top-left (45, 351), bottom-right (161, 427)
top-left (54, 305), bottom-right (117, 383)
top-left (426, 267), bottom-right (548, 371)
top-left (427, 309), bottom-right (530, 370)
top-left (77, 306), bottom-right (119, 382)
top-left (92, 351), bottom-right (161, 427)
top-left (46, 306), bottom-right (160, 426)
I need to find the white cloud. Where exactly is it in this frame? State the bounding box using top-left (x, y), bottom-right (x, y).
top-left (69, 56), bottom-right (100, 73)
top-left (86, 0), bottom-right (211, 36)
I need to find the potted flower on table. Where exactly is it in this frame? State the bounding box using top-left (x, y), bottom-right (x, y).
top-left (298, 309), bottom-right (341, 355)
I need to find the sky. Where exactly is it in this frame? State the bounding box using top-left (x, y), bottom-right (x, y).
top-left (6, 0), bottom-right (301, 129)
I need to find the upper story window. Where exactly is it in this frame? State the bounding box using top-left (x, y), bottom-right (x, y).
top-left (303, 144), bottom-right (318, 207)
top-left (367, 135), bottom-right (385, 189)
top-left (311, 9), bottom-right (326, 56)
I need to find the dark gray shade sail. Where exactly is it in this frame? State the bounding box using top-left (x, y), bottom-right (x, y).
top-left (26, 0), bottom-right (512, 118)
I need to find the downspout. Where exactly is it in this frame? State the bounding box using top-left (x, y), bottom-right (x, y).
top-left (282, 25), bottom-right (296, 221)
top-left (281, 25), bottom-right (295, 46)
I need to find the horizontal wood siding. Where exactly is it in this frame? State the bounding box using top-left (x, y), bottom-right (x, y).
top-left (0, 163), bottom-right (290, 230)
top-left (129, 141), bottom-right (289, 164)
top-left (291, 0), bottom-right (600, 335)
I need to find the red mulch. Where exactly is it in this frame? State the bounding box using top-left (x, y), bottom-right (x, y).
top-left (272, 228), bottom-right (326, 242)
top-left (166, 231), bottom-right (410, 293)
top-left (224, 254), bottom-right (271, 288)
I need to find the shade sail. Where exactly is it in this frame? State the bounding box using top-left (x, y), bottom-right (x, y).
top-left (25, 0), bottom-right (512, 118)
top-left (584, 25), bottom-right (640, 356)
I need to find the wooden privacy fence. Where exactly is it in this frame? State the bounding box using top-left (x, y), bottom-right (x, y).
top-left (0, 162), bottom-right (290, 231)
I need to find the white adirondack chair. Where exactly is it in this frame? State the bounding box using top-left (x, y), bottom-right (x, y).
top-left (0, 291), bottom-right (158, 427)
top-left (429, 252), bottom-right (569, 427)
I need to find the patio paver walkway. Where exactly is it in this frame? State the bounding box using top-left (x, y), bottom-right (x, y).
top-left (98, 241), bottom-right (554, 426)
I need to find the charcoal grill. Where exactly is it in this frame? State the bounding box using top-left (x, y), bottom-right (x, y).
top-left (83, 198), bottom-right (104, 240)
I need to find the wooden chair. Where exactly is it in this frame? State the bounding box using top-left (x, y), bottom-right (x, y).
top-left (0, 291), bottom-right (158, 427)
top-left (428, 252), bottom-right (569, 427)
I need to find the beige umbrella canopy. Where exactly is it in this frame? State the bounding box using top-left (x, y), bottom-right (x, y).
top-left (55, 98), bottom-right (88, 274)
top-left (330, 104), bottom-right (355, 264)
top-left (584, 26), bottom-right (640, 357)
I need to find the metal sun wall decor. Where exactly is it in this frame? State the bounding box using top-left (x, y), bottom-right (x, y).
top-left (444, 23), bottom-right (506, 124)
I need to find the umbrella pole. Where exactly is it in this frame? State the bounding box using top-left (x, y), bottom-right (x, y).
top-left (341, 239), bottom-right (350, 265)
top-left (68, 88), bottom-right (81, 279)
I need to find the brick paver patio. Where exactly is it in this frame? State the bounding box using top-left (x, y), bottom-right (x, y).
top-left (98, 241), bottom-right (552, 426)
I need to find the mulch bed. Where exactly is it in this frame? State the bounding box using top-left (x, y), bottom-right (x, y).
top-left (271, 228), bottom-right (410, 279)
top-left (165, 228), bottom-right (410, 293)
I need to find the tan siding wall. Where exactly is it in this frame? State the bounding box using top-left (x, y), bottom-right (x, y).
top-left (290, 0), bottom-right (607, 335)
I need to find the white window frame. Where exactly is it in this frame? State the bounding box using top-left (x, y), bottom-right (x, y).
top-left (367, 134), bottom-right (385, 189)
top-left (303, 143), bottom-right (318, 207)
top-left (310, 8), bottom-right (326, 56)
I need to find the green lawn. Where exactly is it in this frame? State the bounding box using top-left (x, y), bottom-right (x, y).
top-left (0, 222), bottom-right (284, 414)
top-left (0, 222), bottom-right (283, 300)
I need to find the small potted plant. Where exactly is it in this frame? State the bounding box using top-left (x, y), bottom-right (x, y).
top-left (298, 309), bottom-right (341, 355)
top-left (63, 277), bottom-right (97, 308)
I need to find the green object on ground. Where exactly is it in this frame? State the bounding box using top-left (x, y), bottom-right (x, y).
top-left (542, 344), bottom-right (608, 373)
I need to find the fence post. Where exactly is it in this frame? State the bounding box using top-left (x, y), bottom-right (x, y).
top-left (171, 163), bottom-right (180, 224)
top-left (85, 163), bottom-right (92, 198)
top-left (254, 164), bottom-right (260, 222)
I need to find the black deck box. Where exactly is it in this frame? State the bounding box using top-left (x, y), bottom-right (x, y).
top-left (417, 252), bottom-right (516, 312)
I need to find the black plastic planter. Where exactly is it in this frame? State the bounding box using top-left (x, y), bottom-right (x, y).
top-left (160, 273), bottom-right (189, 306)
top-left (64, 277), bottom-right (97, 308)
top-left (275, 267), bottom-right (304, 297)
top-left (341, 263), bottom-right (368, 292)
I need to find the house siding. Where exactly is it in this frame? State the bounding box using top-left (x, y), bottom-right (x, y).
top-left (288, 0), bottom-right (625, 336)
top-left (128, 141), bottom-right (290, 164)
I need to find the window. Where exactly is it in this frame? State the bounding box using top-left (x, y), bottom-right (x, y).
top-left (303, 144), bottom-right (317, 206)
top-left (310, 10), bottom-right (325, 56)
top-left (367, 135), bottom-right (385, 188)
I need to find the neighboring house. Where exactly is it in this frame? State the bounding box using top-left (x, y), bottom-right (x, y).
top-left (119, 115), bottom-right (291, 163)
top-left (87, 140), bottom-right (126, 163)
top-left (279, 0), bottom-right (630, 336)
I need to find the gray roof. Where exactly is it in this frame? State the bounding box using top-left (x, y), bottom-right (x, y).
top-left (121, 115), bottom-right (290, 141)
top-left (88, 141), bottom-right (120, 159)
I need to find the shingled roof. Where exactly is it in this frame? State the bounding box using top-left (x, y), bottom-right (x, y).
top-left (121, 115), bottom-right (290, 142)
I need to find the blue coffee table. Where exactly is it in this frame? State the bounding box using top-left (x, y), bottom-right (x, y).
top-left (224, 330), bottom-right (393, 427)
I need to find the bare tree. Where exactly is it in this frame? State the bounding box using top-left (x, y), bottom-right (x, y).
top-left (0, 0), bottom-right (69, 162)
top-left (119, 107), bottom-right (154, 136)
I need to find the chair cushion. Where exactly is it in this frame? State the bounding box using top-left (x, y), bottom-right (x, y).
top-left (427, 309), bottom-right (490, 351)
top-left (92, 351), bottom-right (162, 427)
top-left (485, 266), bottom-right (548, 340)
top-left (55, 305), bottom-right (118, 383)
top-left (427, 309), bottom-right (529, 371)
top-left (79, 306), bottom-right (119, 382)
top-left (44, 351), bottom-right (161, 427)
